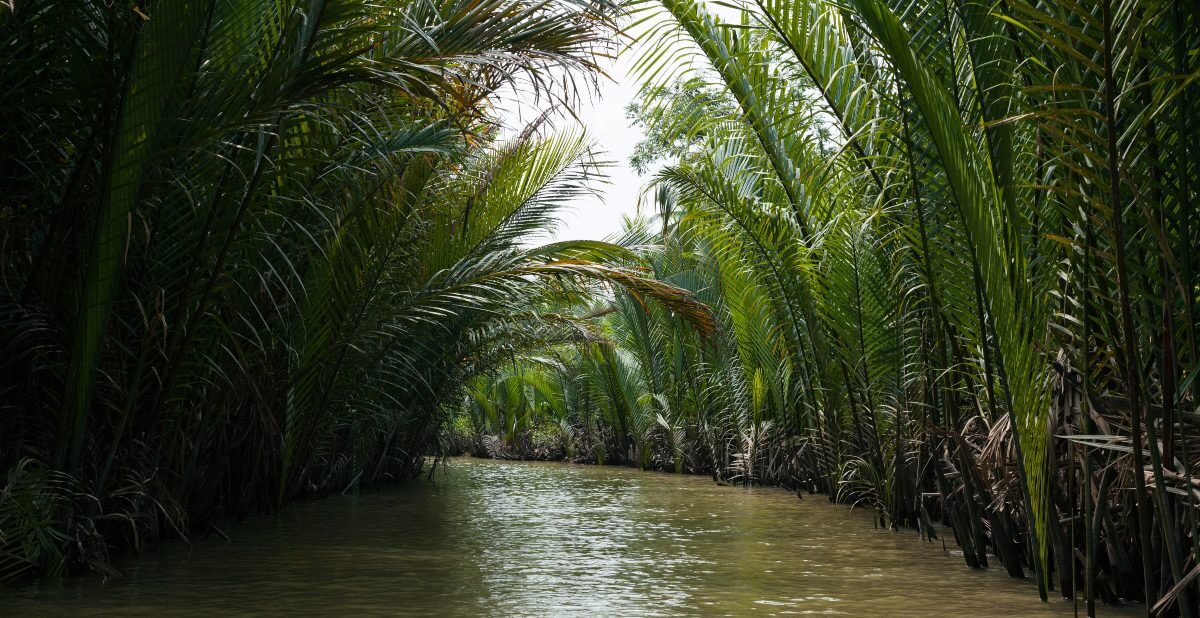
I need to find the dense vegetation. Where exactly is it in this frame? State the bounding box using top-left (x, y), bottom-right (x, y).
top-left (452, 0), bottom-right (1200, 615)
top-left (1, 0), bottom-right (1197, 615)
top-left (0, 0), bottom-right (721, 581)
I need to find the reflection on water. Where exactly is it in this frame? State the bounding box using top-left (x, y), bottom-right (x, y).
top-left (3, 458), bottom-right (1142, 616)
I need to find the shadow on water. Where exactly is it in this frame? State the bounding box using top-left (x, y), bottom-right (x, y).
top-left (2, 458), bottom-right (1145, 616)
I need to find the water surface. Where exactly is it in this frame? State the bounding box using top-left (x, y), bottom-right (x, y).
top-left (4, 458), bottom-right (1141, 616)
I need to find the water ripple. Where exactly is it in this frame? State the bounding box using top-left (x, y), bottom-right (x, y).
top-left (2, 459), bottom-right (1143, 617)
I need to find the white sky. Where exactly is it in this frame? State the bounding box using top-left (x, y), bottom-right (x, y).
top-left (498, 3), bottom-right (737, 244)
top-left (496, 49), bottom-right (654, 244)
top-left (549, 53), bottom-right (649, 242)
top-left (540, 3), bottom-right (735, 242)
top-left (495, 2), bottom-right (744, 243)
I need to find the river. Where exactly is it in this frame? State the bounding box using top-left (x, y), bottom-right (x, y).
top-left (3, 458), bottom-right (1142, 616)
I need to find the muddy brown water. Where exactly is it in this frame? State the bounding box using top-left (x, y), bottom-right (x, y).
top-left (2, 457), bottom-right (1143, 616)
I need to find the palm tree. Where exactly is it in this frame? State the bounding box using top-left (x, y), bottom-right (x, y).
top-left (461, 0), bottom-right (1200, 612)
top-left (0, 0), bottom-right (724, 580)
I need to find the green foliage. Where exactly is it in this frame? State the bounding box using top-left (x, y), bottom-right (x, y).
top-left (3, 0), bottom-right (1198, 610)
top-left (0, 0), bottom-right (724, 579)
top-left (461, 0), bottom-right (1200, 610)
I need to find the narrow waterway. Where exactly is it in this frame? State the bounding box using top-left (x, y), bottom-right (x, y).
top-left (4, 458), bottom-right (1141, 616)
